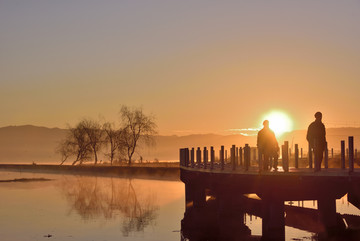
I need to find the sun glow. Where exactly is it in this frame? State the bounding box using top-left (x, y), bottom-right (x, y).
top-left (262, 111), bottom-right (293, 137)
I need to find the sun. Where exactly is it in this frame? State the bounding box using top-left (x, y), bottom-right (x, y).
top-left (262, 111), bottom-right (293, 137)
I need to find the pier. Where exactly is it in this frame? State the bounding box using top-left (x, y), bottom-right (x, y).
top-left (180, 137), bottom-right (360, 240)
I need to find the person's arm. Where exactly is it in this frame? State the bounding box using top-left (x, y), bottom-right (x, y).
top-left (306, 124), bottom-right (314, 148)
top-left (306, 123), bottom-right (313, 143)
top-left (306, 125), bottom-right (310, 142)
top-left (272, 132), bottom-right (279, 150)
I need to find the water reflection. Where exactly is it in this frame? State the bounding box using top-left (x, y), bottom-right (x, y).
top-left (181, 197), bottom-right (257, 241)
top-left (6, 169), bottom-right (360, 240)
top-left (59, 176), bottom-right (159, 236)
top-left (181, 195), bottom-right (360, 241)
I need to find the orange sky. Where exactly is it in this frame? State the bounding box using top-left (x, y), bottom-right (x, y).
top-left (1, 1), bottom-right (359, 135)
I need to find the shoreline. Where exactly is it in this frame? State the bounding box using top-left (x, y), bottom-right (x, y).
top-left (0, 164), bottom-right (180, 181)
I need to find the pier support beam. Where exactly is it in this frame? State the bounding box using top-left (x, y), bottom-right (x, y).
top-left (185, 183), bottom-right (206, 209)
top-left (217, 194), bottom-right (250, 240)
top-left (185, 184), bottom-right (194, 209)
top-left (317, 197), bottom-right (344, 233)
top-left (262, 197), bottom-right (285, 241)
top-left (193, 185), bottom-right (206, 208)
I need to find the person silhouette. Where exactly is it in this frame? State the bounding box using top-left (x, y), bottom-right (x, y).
top-left (307, 112), bottom-right (326, 172)
top-left (257, 120), bottom-right (280, 171)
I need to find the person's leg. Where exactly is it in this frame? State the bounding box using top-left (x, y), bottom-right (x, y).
top-left (273, 153), bottom-right (279, 170)
top-left (263, 154), bottom-right (269, 170)
top-left (315, 149), bottom-right (323, 171)
top-left (318, 149), bottom-right (324, 170)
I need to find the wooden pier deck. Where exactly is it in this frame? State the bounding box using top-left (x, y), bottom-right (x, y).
top-left (179, 140), bottom-right (360, 240)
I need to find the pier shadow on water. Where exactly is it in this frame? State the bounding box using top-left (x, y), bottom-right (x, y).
top-left (181, 194), bottom-right (360, 241)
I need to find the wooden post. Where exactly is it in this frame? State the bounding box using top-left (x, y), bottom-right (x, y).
top-left (225, 150), bottom-right (228, 164)
top-left (295, 144), bottom-right (299, 169)
top-left (301, 148), bottom-right (303, 159)
top-left (253, 148), bottom-right (257, 163)
top-left (236, 147), bottom-right (239, 166)
top-left (244, 144), bottom-right (250, 171)
top-left (239, 147), bottom-right (243, 166)
top-left (349, 136), bottom-right (354, 173)
top-left (191, 148), bottom-right (195, 168)
top-left (341, 140), bottom-right (345, 169)
top-left (356, 149), bottom-right (358, 162)
top-left (284, 141), bottom-right (289, 172)
top-left (308, 142), bottom-right (313, 169)
top-left (179, 148), bottom-right (184, 167)
top-left (183, 148), bottom-right (187, 167)
top-left (331, 148), bottom-right (334, 159)
top-left (248, 145), bottom-right (251, 170)
top-left (203, 147), bottom-right (208, 169)
top-left (281, 145), bottom-right (285, 170)
top-left (185, 148), bottom-right (190, 167)
top-left (289, 148), bottom-right (291, 160)
top-left (196, 147), bottom-right (201, 168)
top-left (231, 145), bottom-right (236, 170)
top-left (221, 146), bottom-right (225, 170)
top-left (219, 150), bottom-right (221, 166)
top-left (324, 142), bottom-right (328, 169)
top-left (210, 146), bottom-right (214, 170)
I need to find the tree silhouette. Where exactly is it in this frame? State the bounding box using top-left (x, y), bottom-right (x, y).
top-left (103, 122), bottom-right (126, 165)
top-left (57, 106), bottom-right (157, 165)
top-left (79, 119), bottom-right (104, 165)
top-left (119, 105), bottom-right (157, 165)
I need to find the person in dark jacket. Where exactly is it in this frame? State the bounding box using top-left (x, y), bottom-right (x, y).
top-left (257, 120), bottom-right (279, 171)
top-left (307, 112), bottom-right (326, 172)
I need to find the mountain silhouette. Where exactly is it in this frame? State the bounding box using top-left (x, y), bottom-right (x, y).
top-left (0, 125), bottom-right (359, 164)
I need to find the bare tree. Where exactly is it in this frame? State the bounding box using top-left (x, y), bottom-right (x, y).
top-left (103, 122), bottom-right (125, 165)
top-left (69, 124), bottom-right (92, 165)
top-left (79, 119), bottom-right (104, 165)
top-left (56, 123), bottom-right (92, 165)
top-left (119, 105), bottom-right (157, 165)
top-left (57, 107), bottom-right (156, 165)
top-left (56, 139), bottom-right (74, 165)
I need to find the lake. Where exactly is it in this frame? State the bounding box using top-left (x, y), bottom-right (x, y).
top-left (0, 170), bottom-right (360, 241)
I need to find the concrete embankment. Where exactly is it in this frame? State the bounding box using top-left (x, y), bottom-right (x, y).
top-left (0, 164), bottom-right (180, 181)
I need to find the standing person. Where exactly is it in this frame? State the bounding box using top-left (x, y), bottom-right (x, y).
top-left (307, 112), bottom-right (326, 172)
top-left (257, 120), bottom-right (280, 171)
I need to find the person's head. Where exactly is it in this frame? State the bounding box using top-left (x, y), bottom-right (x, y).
top-left (314, 112), bottom-right (322, 121)
top-left (263, 120), bottom-right (269, 128)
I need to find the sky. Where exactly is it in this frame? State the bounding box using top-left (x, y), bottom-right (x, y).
top-left (1, 1), bottom-right (360, 135)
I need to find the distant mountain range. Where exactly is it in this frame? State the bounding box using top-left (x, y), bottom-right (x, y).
top-left (0, 125), bottom-right (359, 164)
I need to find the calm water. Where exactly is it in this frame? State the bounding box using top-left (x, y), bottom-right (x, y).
top-left (0, 170), bottom-right (360, 241)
